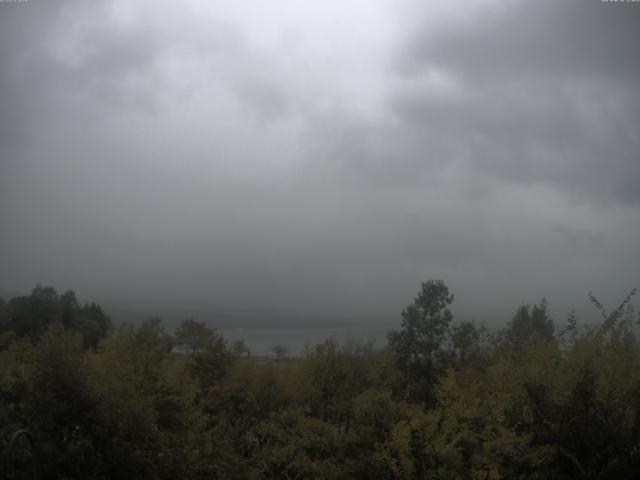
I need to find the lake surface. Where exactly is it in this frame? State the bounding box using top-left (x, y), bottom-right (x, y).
top-left (219, 328), bottom-right (389, 356)
top-left (215, 322), bottom-right (630, 357)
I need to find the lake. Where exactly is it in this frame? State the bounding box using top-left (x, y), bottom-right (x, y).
top-left (219, 328), bottom-right (389, 357)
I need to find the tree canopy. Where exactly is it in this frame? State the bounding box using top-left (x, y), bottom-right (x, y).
top-left (1, 282), bottom-right (639, 479)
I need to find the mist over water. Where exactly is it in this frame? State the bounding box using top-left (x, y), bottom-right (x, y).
top-left (220, 328), bottom-right (388, 356)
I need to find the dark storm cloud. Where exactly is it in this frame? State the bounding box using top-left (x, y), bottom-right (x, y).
top-left (389, 0), bottom-right (640, 205)
top-left (1, 0), bottom-right (638, 328)
top-left (401, 1), bottom-right (640, 78)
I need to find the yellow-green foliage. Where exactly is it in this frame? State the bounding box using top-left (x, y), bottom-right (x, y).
top-left (1, 285), bottom-right (639, 479)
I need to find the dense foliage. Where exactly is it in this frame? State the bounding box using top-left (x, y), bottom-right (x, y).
top-left (1, 282), bottom-right (639, 479)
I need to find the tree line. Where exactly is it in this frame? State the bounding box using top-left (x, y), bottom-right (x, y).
top-left (1, 281), bottom-right (639, 479)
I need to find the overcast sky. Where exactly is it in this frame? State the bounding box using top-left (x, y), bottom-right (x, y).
top-left (1, 0), bottom-right (639, 327)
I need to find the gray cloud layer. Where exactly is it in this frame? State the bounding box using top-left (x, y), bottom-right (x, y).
top-left (1, 0), bottom-right (638, 327)
top-left (392, 0), bottom-right (640, 205)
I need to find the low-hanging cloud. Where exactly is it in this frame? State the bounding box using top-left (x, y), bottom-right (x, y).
top-left (1, 0), bottom-right (638, 327)
top-left (390, 0), bottom-right (640, 205)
